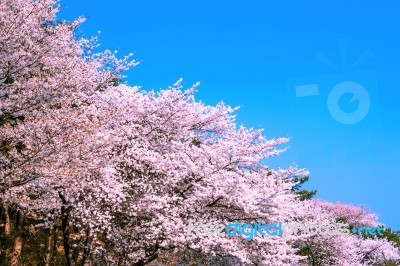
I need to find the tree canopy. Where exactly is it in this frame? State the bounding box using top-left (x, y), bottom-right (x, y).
top-left (0, 1), bottom-right (399, 265)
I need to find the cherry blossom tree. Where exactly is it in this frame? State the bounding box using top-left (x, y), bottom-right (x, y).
top-left (0, 0), bottom-right (134, 264)
top-left (292, 201), bottom-right (399, 266)
top-left (0, 1), bottom-right (399, 265)
top-left (86, 84), bottom-right (399, 265)
top-left (91, 83), bottom-right (309, 265)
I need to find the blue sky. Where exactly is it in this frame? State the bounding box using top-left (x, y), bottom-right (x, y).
top-left (59, 0), bottom-right (400, 229)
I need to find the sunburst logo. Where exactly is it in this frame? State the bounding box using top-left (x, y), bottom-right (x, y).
top-left (289, 39), bottom-right (376, 125)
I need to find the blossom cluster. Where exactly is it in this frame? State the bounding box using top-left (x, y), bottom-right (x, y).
top-left (0, 0), bottom-right (399, 265)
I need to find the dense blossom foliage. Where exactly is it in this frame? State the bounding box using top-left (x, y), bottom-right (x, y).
top-left (0, 1), bottom-right (399, 265)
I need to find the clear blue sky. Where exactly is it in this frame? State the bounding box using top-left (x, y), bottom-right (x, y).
top-left (59, 0), bottom-right (400, 229)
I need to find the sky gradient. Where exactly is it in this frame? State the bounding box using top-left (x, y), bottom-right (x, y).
top-left (59, 0), bottom-right (400, 229)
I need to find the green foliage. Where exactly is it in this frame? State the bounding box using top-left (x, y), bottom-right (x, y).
top-left (335, 217), bottom-right (348, 224)
top-left (112, 212), bottom-right (130, 229)
top-left (294, 242), bottom-right (326, 266)
top-left (15, 141), bottom-right (26, 154)
top-left (0, 139), bottom-right (12, 157)
top-left (335, 217), bottom-right (400, 255)
top-left (0, 113), bottom-right (25, 127)
top-left (376, 228), bottom-right (400, 247)
top-left (291, 176), bottom-right (317, 201)
top-left (112, 77), bottom-right (120, 87)
top-left (4, 75), bottom-right (14, 85)
top-left (376, 261), bottom-right (399, 266)
top-left (191, 139), bottom-right (201, 148)
top-left (112, 77), bottom-right (128, 87)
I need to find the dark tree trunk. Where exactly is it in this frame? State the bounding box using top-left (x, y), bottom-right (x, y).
top-left (9, 210), bottom-right (23, 266)
top-left (43, 226), bottom-right (53, 266)
top-left (51, 225), bottom-right (58, 265)
top-left (2, 204), bottom-right (11, 236)
top-left (59, 192), bottom-right (72, 266)
top-left (81, 226), bottom-right (92, 266)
